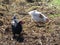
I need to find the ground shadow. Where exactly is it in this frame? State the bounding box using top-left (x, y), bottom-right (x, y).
top-left (13, 34), bottom-right (24, 42)
top-left (0, 20), bottom-right (3, 26)
top-left (36, 25), bottom-right (46, 27)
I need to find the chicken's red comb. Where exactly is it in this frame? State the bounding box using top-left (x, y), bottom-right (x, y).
top-left (19, 21), bottom-right (25, 24)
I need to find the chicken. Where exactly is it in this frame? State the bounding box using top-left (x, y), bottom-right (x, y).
top-left (28, 10), bottom-right (49, 26)
top-left (11, 15), bottom-right (23, 38)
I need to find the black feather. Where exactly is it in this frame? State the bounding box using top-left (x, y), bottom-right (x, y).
top-left (11, 21), bottom-right (22, 36)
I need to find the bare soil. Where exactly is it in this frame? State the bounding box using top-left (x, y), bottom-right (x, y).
top-left (0, 1), bottom-right (60, 45)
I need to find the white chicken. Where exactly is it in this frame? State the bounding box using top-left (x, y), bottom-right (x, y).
top-left (28, 10), bottom-right (49, 25)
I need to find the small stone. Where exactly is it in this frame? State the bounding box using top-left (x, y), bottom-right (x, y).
top-left (38, 40), bottom-right (42, 45)
top-left (10, 37), bottom-right (13, 40)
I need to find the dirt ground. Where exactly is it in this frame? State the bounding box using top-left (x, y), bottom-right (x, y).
top-left (0, 1), bottom-right (60, 45)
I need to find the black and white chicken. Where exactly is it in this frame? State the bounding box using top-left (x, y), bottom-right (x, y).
top-left (11, 15), bottom-right (23, 38)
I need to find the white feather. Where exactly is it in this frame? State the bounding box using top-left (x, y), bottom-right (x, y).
top-left (11, 15), bottom-right (18, 27)
top-left (28, 10), bottom-right (48, 22)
